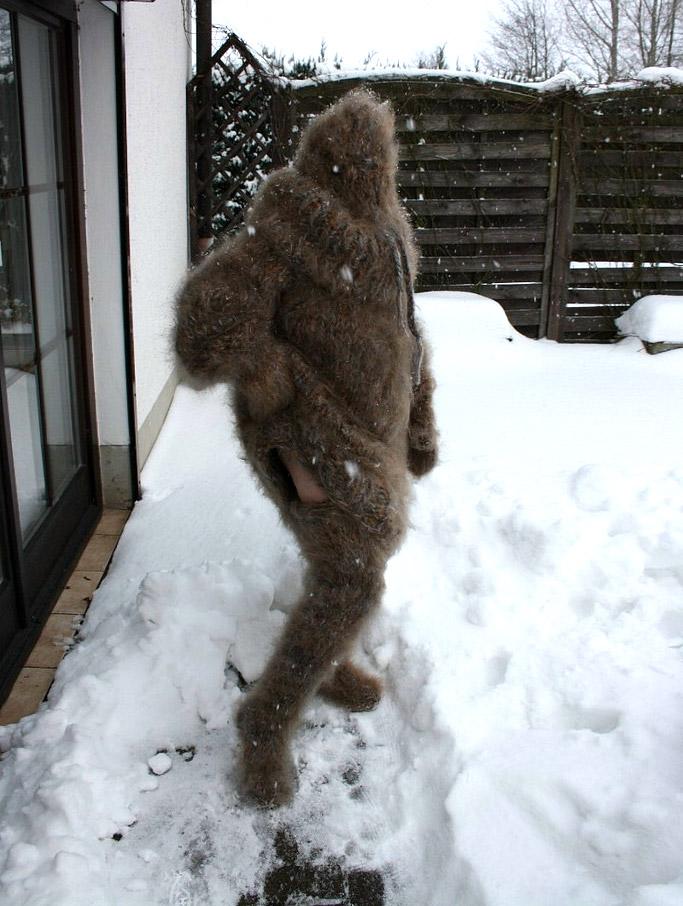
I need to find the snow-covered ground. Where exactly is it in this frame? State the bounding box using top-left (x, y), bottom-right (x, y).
top-left (2, 291), bottom-right (683, 906)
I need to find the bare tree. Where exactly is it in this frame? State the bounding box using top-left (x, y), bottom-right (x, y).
top-left (562, 0), bottom-right (624, 80)
top-left (624, 0), bottom-right (683, 67)
top-left (482, 0), bottom-right (681, 80)
top-left (416, 44), bottom-right (448, 69)
top-left (483, 0), bottom-right (563, 80)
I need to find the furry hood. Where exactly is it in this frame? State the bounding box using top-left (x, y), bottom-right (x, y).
top-left (245, 91), bottom-right (409, 292)
top-left (293, 89), bottom-right (399, 217)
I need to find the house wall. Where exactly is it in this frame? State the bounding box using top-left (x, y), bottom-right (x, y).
top-left (78, 0), bottom-right (132, 506)
top-left (121, 0), bottom-right (191, 468)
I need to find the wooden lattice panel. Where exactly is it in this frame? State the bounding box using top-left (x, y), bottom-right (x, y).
top-left (187, 34), bottom-right (290, 256)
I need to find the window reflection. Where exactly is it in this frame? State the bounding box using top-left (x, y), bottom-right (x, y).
top-left (0, 11), bottom-right (82, 541)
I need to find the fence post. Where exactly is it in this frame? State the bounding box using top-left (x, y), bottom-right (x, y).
top-left (194, 0), bottom-right (213, 259)
top-left (270, 82), bottom-right (294, 166)
top-left (546, 96), bottom-right (580, 341)
top-left (538, 106), bottom-right (561, 338)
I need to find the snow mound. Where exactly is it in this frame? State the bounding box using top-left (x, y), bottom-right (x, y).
top-left (636, 66), bottom-right (683, 86)
top-left (0, 558), bottom-right (288, 904)
top-left (415, 290), bottom-right (522, 345)
top-left (137, 561), bottom-right (285, 689)
top-left (616, 294), bottom-right (683, 343)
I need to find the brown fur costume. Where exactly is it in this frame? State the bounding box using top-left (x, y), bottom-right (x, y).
top-left (175, 90), bottom-right (438, 806)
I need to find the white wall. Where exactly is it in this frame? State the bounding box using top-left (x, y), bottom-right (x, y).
top-left (78, 0), bottom-right (133, 505)
top-left (78, 0), bottom-right (129, 449)
top-left (121, 0), bottom-right (191, 449)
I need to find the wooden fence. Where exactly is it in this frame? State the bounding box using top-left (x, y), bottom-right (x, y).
top-left (292, 76), bottom-right (683, 342)
top-left (188, 46), bottom-right (683, 342)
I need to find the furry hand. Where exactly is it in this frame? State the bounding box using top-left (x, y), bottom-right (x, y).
top-left (408, 445), bottom-right (437, 478)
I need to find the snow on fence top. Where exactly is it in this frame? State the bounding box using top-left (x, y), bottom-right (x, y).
top-left (287, 66), bottom-right (683, 96)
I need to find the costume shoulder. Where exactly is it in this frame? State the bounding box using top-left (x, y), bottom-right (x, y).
top-left (248, 168), bottom-right (380, 291)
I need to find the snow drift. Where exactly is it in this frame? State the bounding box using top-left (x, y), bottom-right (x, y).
top-left (1, 292), bottom-right (683, 906)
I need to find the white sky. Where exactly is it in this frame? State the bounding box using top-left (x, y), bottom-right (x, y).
top-left (210, 0), bottom-right (504, 70)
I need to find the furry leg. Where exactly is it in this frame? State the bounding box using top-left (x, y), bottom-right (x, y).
top-left (236, 562), bottom-right (385, 807)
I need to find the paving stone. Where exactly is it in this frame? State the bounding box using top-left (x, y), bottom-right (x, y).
top-left (238, 826), bottom-right (385, 906)
top-left (53, 570), bottom-right (103, 615)
top-left (75, 533), bottom-right (119, 571)
top-left (0, 668), bottom-right (54, 725)
top-left (25, 613), bottom-right (79, 668)
top-left (96, 508), bottom-right (131, 535)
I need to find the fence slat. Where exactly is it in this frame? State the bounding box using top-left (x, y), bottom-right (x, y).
top-left (415, 227), bottom-right (546, 244)
top-left (581, 126), bottom-right (683, 143)
top-left (408, 199), bottom-right (547, 215)
top-left (577, 208), bottom-right (683, 225)
top-left (420, 255), bottom-right (546, 273)
top-left (396, 113), bottom-right (556, 132)
top-left (579, 178), bottom-right (683, 197)
top-left (568, 266), bottom-right (683, 284)
top-left (572, 234), bottom-right (683, 252)
top-left (398, 170), bottom-right (551, 188)
top-left (400, 141), bottom-right (551, 161)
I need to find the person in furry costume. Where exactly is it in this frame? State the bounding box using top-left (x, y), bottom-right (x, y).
top-left (175, 89), bottom-right (438, 806)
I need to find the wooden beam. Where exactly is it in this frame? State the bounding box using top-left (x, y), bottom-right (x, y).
top-left (539, 114), bottom-right (562, 338)
top-left (407, 199), bottom-right (547, 216)
top-left (420, 255), bottom-right (546, 273)
top-left (400, 141), bottom-right (551, 161)
top-left (398, 170), bottom-right (550, 188)
top-left (395, 113), bottom-right (556, 132)
top-left (546, 100), bottom-right (580, 341)
top-left (415, 227), bottom-right (545, 244)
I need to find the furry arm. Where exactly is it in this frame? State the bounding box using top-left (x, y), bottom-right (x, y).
top-left (249, 171), bottom-right (392, 292)
top-left (408, 341), bottom-right (438, 477)
top-left (174, 232), bottom-right (294, 420)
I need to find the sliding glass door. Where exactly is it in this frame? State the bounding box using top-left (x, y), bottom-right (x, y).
top-left (0, 2), bottom-right (98, 702)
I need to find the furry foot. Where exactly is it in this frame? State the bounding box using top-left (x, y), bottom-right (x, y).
top-left (318, 662), bottom-right (383, 712)
top-left (236, 695), bottom-right (296, 808)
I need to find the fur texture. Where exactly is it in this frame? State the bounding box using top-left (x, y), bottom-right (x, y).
top-left (175, 89), bottom-right (438, 807)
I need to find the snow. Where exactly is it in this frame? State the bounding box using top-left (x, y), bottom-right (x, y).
top-left (616, 294), bottom-right (683, 344)
top-left (528, 68), bottom-right (581, 92)
top-left (636, 67), bottom-right (683, 86)
top-left (2, 291), bottom-right (683, 904)
top-left (147, 753), bottom-right (172, 776)
top-left (290, 67), bottom-right (579, 93)
top-left (287, 66), bottom-right (683, 96)
top-left (344, 460), bottom-right (360, 480)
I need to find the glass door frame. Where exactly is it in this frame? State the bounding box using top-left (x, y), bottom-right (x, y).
top-left (0, 0), bottom-right (101, 705)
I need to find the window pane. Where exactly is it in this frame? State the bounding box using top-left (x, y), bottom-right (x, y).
top-left (41, 341), bottom-right (78, 498)
top-left (18, 15), bottom-right (81, 491)
top-left (16, 16), bottom-right (60, 187)
top-left (0, 191), bottom-right (48, 540)
top-left (6, 368), bottom-right (48, 537)
top-left (0, 11), bottom-right (24, 190)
